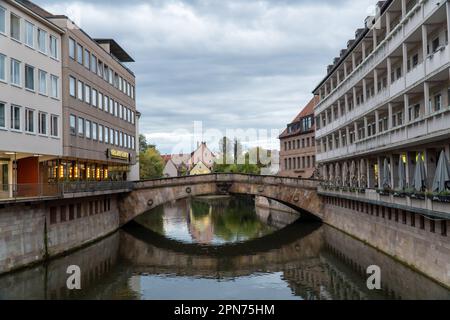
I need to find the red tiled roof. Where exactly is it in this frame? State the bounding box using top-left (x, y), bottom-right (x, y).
top-left (279, 96), bottom-right (318, 139)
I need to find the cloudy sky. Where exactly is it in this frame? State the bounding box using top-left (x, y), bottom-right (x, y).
top-left (37, 0), bottom-right (376, 154)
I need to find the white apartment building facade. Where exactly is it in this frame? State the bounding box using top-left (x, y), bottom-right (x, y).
top-left (314, 0), bottom-right (450, 218)
top-left (0, 0), bottom-right (63, 191)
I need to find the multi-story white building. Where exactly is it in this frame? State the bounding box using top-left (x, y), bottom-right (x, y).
top-left (314, 0), bottom-right (450, 217)
top-left (0, 0), bottom-right (63, 191)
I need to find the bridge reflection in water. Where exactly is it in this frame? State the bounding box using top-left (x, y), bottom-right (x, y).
top-left (0, 196), bottom-right (448, 300)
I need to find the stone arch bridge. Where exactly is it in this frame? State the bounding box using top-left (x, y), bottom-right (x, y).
top-left (119, 174), bottom-right (322, 226)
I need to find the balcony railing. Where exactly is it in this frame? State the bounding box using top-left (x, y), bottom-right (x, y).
top-left (0, 181), bottom-right (134, 202)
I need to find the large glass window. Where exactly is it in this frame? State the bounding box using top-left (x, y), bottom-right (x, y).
top-left (84, 49), bottom-right (90, 69)
top-left (91, 55), bottom-right (97, 73)
top-left (38, 29), bottom-right (47, 53)
top-left (92, 122), bottom-right (97, 140)
top-left (92, 89), bottom-right (98, 107)
top-left (69, 114), bottom-right (76, 135)
top-left (98, 92), bottom-right (103, 110)
top-left (0, 102), bottom-right (5, 128)
top-left (50, 75), bottom-right (59, 98)
top-left (10, 105), bottom-right (21, 130)
top-left (38, 112), bottom-right (47, 135)
top-left (69, 38), bottom-right (76, 59)
top-left (25, 65), bottom-right (35, 91)
top-left (25, 21), bottom-right (34, 47)
top-left (98, 125), bottom-right (103, 142)
top-left (84, 84), bottom-right (91, 104)
top-left (50, 36), bottom-right (58, 59)
top-left (10, 14), bottom-right (20, 41)
top-left (104, 127), bottom-right (109, 144)
top-left (0, 6), bottom-right (5, 34)
top-left (11, 59), bottom-right (21, 86)
top-left (69, 76), bottom-right (76, 97)
top-left (85, 120), bottom-right (91, 139)
top-left (51, 115), bottom-right (58, 137)
top-left (38, 70), bottom-right (47, 95)
top-left (0, 54), bottom-right (5, 81)
top-left (78, 117), bottom-right (84, 136)
top-left (25, 108), bottom-right (34, 133)
top-left (77, 80), bottom-right (83, 100)
top-left (76, 43), bottom-right (83, 64)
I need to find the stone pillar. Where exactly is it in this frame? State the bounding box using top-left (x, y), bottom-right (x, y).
top-left (344, 93), bottom-right (349, 113)
top-left (364, 117), bottom-right (369, 138)
top-left (338, 130), bottom-right (343, 149)
top-left (388, 103), bottom-right (393, 129)
top-left (386, 12), bottom-right (391, 34)
top-left (352, 52), bottom-right (356, 70)
top-left (337, 100), bottom-right (342, 118)
top-left (373, 28), bottom-right (378, 50)
top-left (332, 133), bottom-right (336, 150)
top-left (424, 81), bottom-right (430, 114)
top-left (401, 0), bottom-right (407, 18)
top-left (404, 94), bottom-right (409, 124)
top-left (354, 122), bottom-right (359, 141)
top-left (422, 24), bottom-right (428, 72)
top-left (331, 105), bottom-right (335, 122)
top-left (353, 87), bottom-right (358, 107)
top-left (377, 156), bottom-right (383, 188)
top-left (362, 41), bottom-right (366, 60)
top-left (402, 43), bottom-right (408, 77)
top-left (337, 70), bottom-right (341, 84)
top-left (344, 62), bottom-right (348, 78)
top-left (346, 126), bottom-right (351, 146)
top-left (387, 57), bottom-right (392, 87)
top-left (363, 79), bottom-right (367, 102)
top-left (374, 69), bottom-right (379, 94)
top-left (446, 2), bottom-right (450, 44)
top-left (325, 109), bottom-right (329, 126)
top-left (375, 110), bottom-right (380, 134)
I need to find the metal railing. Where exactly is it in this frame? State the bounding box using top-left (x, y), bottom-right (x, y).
top-left (0, 181), bottom-right (134, 201)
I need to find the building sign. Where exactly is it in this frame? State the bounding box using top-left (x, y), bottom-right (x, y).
top-left (107, 149), bottom-right (130, 161)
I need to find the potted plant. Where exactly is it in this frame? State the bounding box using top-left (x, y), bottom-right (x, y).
top-left (430, 190), bottom-right (450, 203)
top-left (393, 189), bottom-right (406, 198)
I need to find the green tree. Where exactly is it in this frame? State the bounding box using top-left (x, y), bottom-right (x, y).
top-left (139, 147), bottom-right (164, 179)
top-left (139, 134), bottom-right (148, 152)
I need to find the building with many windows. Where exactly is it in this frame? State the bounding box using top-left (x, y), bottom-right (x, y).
top-left (46, 15), bottom-right (138, 182)
top-left (314, 0), bottom-right (450, 219)
top-left (0, 0), bottom-right (63, 193)
top-left (279, 97), bottom-right (317, 178)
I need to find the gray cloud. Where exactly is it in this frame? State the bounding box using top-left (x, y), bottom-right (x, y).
top-left (36, 0), bottom-right (376, 153)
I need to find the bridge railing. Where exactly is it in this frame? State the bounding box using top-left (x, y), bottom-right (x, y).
top-left (61, 181), bottom-right (134, 194)
top-left (135, 173), bottom-right (322, 190)
top-left (0, 183), bottom-right (62, 201)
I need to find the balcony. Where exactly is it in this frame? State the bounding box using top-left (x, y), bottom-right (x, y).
top-left (315, 0), bottom-right (442, 115)
top-left (426, 44), bottom-right (450, 76)
top-left (0, 181), bottom-right (133, 203)
top-left (318, 186), bottom-right (450, 219)
top-left (405, 63), bottom-right (425, 87)
top-left (317, 107), bottom-right (450, 162)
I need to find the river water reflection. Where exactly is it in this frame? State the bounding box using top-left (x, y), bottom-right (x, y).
top-left (0, 195), bottom-right (449, 300)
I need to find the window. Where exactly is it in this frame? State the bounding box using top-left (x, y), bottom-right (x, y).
top-left (92, 89), bottom-right (97, 107)
top-left (70, 114), bottom-right (76, 135)
top-left (98, 60), bottom-right (103, 77)
top-left (85, 120), bottom-right (91, 139)
top-left (0, 102), bottom-right (5, 128)
top-left (0, 54), bottom-right (5, 82)
top-left (114, 130), bottom-right (118, 146)
top-left (131, 136), bottom-right (135, 149)
top-left (434, 94), bottom-right (442, 112)
top-left (104, 95), bottom-right (109, 112)
top-left (114, 101), bottom-right (118, 117)
top-left (110, 98), bottom-right (114, 114)
top-left (38, 70), bottom-right (47, 95)
top-left (69, 76), bottom-right (76, 97)
top-left (10, 14), bottom-right (20, 41)
top-left (25, 65), bottom-right (35, 91)
top-left (11, 59), bottom-right (21, 86)
top-left (84, 49), bottom-right (90, 69)
top-left (69, 38), bottom-right (76, 59)
top-left (84, 84), bottom-right (91, 104)
top-left (38, 112), bottom-right (47, 135)
top-left (432, 37), bottom-right (440, 53)
top-left (10, 105), bottom-right (20, 130)
top-left (25, 21), bottom-right (34, 47)
top-left (119, 104), bottom-right (123, 119)
top-left (91, 55), bottom-right (97, 74)
top-left (50, 75), bottom-right (58, 98)
top-left (0, 6), bottom-right (5, 34)
top-left (98, 92), bottom-right (103, 110)
top-left (110, 128), bottom-right (114, 145)
top-left (104, 127), bottom-right (109, 144)
top-left (77, 81), bottom-right (83, 100)
top-left (49, 36), bottom-right (58, 59)
top-left (131, 111), bottom-right (135, 124)
top-left (119, 132), bottom-right (123, 147)
top-left (396, 67), bottom-right (401, 80)
top-left (98, 125), bottom-right (103, 142)
top-left (119, 76), bottom-right (123, 91)
top-left (77, 43), bottom-right (83, 64)
top-left (92, 122), bottom-right (97, 140)
top-left (78, 117), bottom-right (84, 136)
top-left (51, 115), bottom-right (58, 137)
top-left (412, 54), bottom-right (418, 68)
top-left (25, 108), bottom-right (34, 133)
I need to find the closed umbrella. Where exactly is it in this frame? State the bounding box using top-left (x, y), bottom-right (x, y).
top-left (343, 162), bottom-right (349, 186)
top-left (335, 163), bottom-right (341, 186)
top-left (360, 159), bottom-right (367, 187)
top-left (382, 158), bottom-right (391, 189)
top-left (329, 164), bottom-right (335, 185)
top-left (413, 153), bottom-right (427, 192)
top-left (432, 150), bottom-right (450, 193)
top-left (398, 157), bottom-right (406, 190)
top-left (350, 161), bottom-right (356, 187)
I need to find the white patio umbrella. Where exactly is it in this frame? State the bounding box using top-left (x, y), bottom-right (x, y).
top-left (413, 153), bottom-right (427, 192)
top-left (335, 163), bottom-right (341, 186)
top-left (360, 159), bottom-right (367, 187)
top-left (398, 157), bottom-right (406, 190)
top-left (432, 150), bottom-right (450, 193)
top-left (382, 158), bottom-right (391, 189)
top-left (343, 162), bottom-right (349, 186)
top-left (350, 161), bottom-right (356, 187)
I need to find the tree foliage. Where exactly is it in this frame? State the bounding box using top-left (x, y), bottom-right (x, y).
top-left (139, 135), bottom-right (164, 179)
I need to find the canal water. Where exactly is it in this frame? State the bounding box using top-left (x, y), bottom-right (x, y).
top-left (0, 195), bottom-right (449, 300)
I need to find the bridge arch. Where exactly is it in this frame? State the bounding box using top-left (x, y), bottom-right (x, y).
top-left (118, 174), bottom-right (323, 226)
